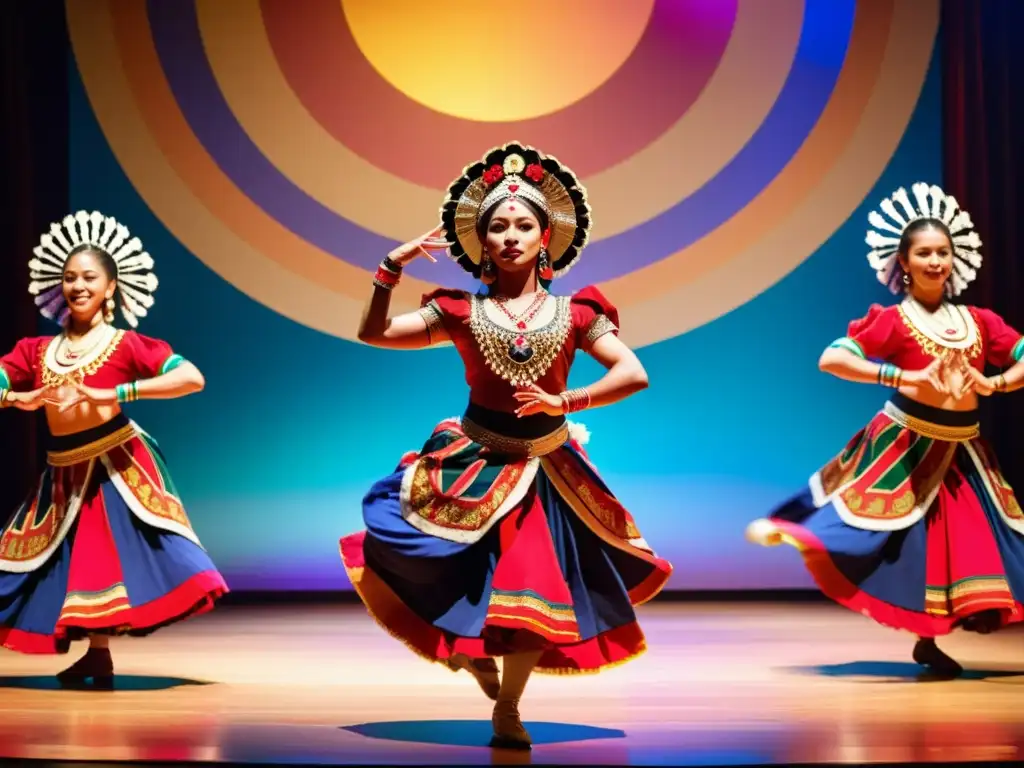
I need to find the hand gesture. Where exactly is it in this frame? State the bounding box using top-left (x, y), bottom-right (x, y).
top-left (7, 386), bottom-right (60, 412)
top-left (512, 383), bottom-right (565, 418)
top-left (387, 225), bottom-right (451, 269)
top-left (905, 357), bottom-right (951, 397)
top-left (960, 364), bottom-right (997, 397)
top-left (56, 382), bottom-right (118, 413)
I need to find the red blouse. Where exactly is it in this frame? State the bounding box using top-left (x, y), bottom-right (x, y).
top-left (842, 302), bottom-right (1024, 370)
top-left (0, 330), bottom-right (181, 391)
top-left (419, 285), bottom-right (620, 413)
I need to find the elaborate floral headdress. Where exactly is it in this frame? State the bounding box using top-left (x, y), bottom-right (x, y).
top-left (29, 210), bottom-right (159, 327)
top-left (440, 142), bottom-right (591, 280)
top-left (865, 182), bottom-right (982, 297)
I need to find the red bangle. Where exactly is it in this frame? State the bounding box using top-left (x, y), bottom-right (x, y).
top-left (560, 388), bottom-right (590, 414)
top-left (373, 266), bottom-right (401, 289)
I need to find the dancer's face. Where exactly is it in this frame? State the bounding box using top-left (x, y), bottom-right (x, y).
top-left (482, 199), bottom-right (544, 275)
top-left (63, 249), bottom-right (116, 323)
top-left (900, 226), bottom-right (953, 296)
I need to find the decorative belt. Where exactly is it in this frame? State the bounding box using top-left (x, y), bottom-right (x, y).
top-left (883, 400), bottom-right (979, 443)
top-left (47, 415), bottom-right (137, 467)
top-left (461, 416), bottom-right (569, 457)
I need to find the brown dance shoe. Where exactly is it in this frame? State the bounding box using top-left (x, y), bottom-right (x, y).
top-left (489, 698), bottom-right (531, 750)
top-left (447, 653), bottom-right (500, 701)
top-left (56, 647), bottom-right (114, 689)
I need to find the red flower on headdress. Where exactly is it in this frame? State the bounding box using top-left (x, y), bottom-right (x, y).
top-left (482, 164), bottom-right (504, 186)
top-left (525, 163), bottom-right (545, 183)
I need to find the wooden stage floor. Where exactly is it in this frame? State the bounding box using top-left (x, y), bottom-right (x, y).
top-left (2, 602), bottom-right (1024, 767)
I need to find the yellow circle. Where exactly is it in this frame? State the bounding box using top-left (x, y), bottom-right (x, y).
top-left (342, 0), bottom-right (655, 122)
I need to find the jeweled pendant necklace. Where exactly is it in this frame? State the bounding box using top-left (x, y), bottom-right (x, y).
top-left (489, 290), bottom-right (548, 363)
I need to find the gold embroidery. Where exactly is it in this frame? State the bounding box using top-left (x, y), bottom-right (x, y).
top-left (40, 329), bottom-right (125, 387)
top-left (1, 482), bottom-right (69, 563)
top-left (418, 301), bottom-right (445, 342)
top-left (121, 464), bottom-right (190, 526)
top-left (4, 533), bottom-right (52, 560)
top-left (891, 490), bottom-right (916, 515)
top-left (1007, 495), bottom-right (1023, 521)
top-left (842, 488), bottom-right (863, 511)
top-left (469, 295), bottom-right (572, 386)
top-left (585, 314), bottom-right (618, 345)
top-left (897, 305), bottom-right (982, 361)
top-left (407, 459), bottom-right (517, 530)
top-left (549, 458), bottom-right (641, 540)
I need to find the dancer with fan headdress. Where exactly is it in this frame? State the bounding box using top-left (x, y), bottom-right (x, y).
top-left (746, 184), bottom-right (1024, 676)
top-left (0, 211), bottom-right (227, 686)
top-left (340, 143), bottom-right (671, 749)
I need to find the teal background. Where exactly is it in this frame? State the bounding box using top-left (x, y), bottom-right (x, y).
top-left (68, 52), bottom-right (943, 591)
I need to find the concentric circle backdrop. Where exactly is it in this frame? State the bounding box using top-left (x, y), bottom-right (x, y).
top-left (67, 0), bottom-right (938, 349)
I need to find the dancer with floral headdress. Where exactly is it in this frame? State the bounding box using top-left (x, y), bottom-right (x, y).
top-left (0, 211), bottom-right (227, 686)
top-left (340, 142), bottom-right (672, 749)
top-left (746, 184), bottom-right (1024, 676)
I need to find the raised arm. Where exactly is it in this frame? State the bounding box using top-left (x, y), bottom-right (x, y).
top-left (357, 227), bottom-right (452, 350)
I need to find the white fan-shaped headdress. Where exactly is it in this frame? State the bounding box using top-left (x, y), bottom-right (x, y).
top-left (865, 182), bottom-right (983, 298)
top-left (28, 210), bottom-right (159, 327)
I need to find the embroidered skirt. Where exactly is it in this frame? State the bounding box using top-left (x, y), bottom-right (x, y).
top-left (340, 404), bottom-right (672, 674)
top-left (748, 393), bottom-right (1024, 636)
top-left (0, 414), bottom-right (228, 654)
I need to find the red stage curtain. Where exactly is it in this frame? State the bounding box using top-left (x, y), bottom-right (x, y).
top-left (942, 0), bottom-right (1024, 488)
top-left (0, 2), bottom-right (68, 514)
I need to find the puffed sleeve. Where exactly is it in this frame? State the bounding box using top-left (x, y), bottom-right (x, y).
top-left (827, 304), bottom-right (899, 361)
top-left (0, 337), bottom-right (44, 391)
top-left (417, 288), bottom-right (469, 342)
top-left (972, 307), bottom-right (1024, 368)
top-left (124, 331), bottom-right (187, 380)
top-left (571, 286), bottom-right (620, 350)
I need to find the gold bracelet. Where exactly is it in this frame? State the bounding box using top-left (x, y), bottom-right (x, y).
top-left (994, 374), bottom-right (1008, 393)
top-left (0, 388), bottom-right (9, 408)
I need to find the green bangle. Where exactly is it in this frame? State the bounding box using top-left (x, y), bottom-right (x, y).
top-left (116, 382), bottom-right (141, 403)
top-left (878, 363), bottom-right (903, 388)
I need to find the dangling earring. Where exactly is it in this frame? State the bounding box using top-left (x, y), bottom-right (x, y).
top-left (104, 297), bottom-right (116, 324)
top-left (538, 226), bottom-right (553, 282)
top-left (902, 272), bottom-right (911, 287)
top-left (480, 256), bottom-right (497, 285)
top-left (538, 249), bottom-right (553, 281)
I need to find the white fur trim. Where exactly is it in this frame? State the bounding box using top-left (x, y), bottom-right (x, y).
top-left (567, 420), bottom-right (590, 446)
